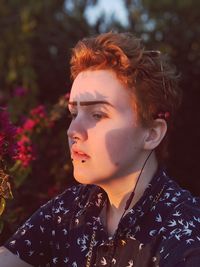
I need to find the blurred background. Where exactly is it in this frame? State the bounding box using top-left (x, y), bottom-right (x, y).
top-left (0, 0), bottom-right (200, 243)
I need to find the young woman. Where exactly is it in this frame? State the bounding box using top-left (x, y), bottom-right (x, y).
top-left (1, 32), bottom-right (200, 267)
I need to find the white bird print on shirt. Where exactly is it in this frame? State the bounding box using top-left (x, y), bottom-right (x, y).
top-left (52, 230), bottom-right (55, 236)
top-left (64, 209), bottom-right (69, 214)
top-left (188, 221), bottom-right (195, 227)
top-left (26, 222), bottom-right (34, 229)
top-left (135, 225), bottom-right (140, 232)
top-left (139, 243), bottom-right (144, 250)
top-left (59, 200), bottom-right (64, 205)
top-left (101, 257), bottom-right (107, 265)
top-left (158, 227), bottom-right (166, 234)
top-left (40, 226), bottom-right (45, 233)
top-left (160, 247), bottom-right (164, 253)
top-left (112, 258), bottom-right (116, 264)
top-left (129, 235), bottom-right (136, 240)
top-left (45, 215), bottom-right (51, 220)
top-left (53, 257), bottom-right (58, 264)
top-left (173, 211), bottom-right (181, 217)
top-left (183, 228), bottom-right (192, 236)
top-left (168, 219), bottom-right (176, 227)
top-left (55, 208), bottom-right (60, 213)
top-left (152, 257), bottom-right (157, 262)
top-left (126, 259), bottom-right (134, 267)
top-left (28, 251), bottom-right (34, 256)
top-left (21, 229), bottom-right (26, 235)
top-left (175, 192), bottom-right (181, 197)
top-left (75, 218), bottom-right (79, 225)
top-left (10, 240), bottom-right (16, 246)
top-left (186, 239), bottom-right (194, 244)
top-left (175, 234), bottom-right (181, 240)
top-left (192, 198), bottom-right (197, 204)
top-left (164, 192), bottom-right (170, 199)
top-left (196, 236), bottom-right (200, 241)
top-left (171, 197), bottom-right (178, 202)
top-left (62, 228), bottom-right (68, 235)
top-left (64, 257), bottom-right (69, 263)
top-left (178, 219), bottom-right (184, 225)
top-left (156, 214), bottom-right (162, 222)
top-left (57, 216), bottom-right (62, 223)
top-left (149, 229), bottom-right (157, 236)
top-left (193, 216), bottom-right (200, 223)
top-left (25, 240), bottom-right (31, 246)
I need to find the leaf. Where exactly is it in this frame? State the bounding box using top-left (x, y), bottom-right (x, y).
top-left (0, 170), bottom-right (13, 199)
top-left (0, 198), bottom-right (6, 216)
top-left (13, 166), bottom-right (31, 188)
top-left (9, 160), bottom-right (21, 173)
top-left (0, 220), bottom-right (4, 234)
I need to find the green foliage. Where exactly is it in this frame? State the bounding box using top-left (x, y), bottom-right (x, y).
top-left (0, 169), bottom-right (13, 234)
top-left (124, 0), bottom-right (200, 194)
top-left (0, 0), bottom-right (96, 241)
top-left (0, 198), bottom-right (6, 217)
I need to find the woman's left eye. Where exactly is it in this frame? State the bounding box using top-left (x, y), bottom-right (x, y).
top-left (92, 113), bottom-right (105, 120)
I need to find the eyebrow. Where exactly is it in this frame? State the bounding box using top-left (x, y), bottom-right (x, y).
top-left (68, 100), bottom-right (114, 108)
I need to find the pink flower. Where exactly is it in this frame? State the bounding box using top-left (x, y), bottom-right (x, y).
top-left (16, 127), bottom-right (24, 135)
top-left (14, 135), bottom-right (36, 167)
top-left (29, 105), bottom-right (52, 129)
top-left (13, 86), bottom-right (27, 97)
top-left (30, 105), bottom-right (46, 118)
top-left (23, 119), bottom-right (36, 132)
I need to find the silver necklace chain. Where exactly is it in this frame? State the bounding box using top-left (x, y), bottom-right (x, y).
top-left (85, 230), bottom-right (96, 267)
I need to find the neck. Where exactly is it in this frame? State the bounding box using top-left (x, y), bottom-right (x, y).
top-left (99, 152), bottom-right (158, 235)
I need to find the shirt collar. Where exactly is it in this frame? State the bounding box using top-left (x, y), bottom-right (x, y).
top-left (77, 167), bottom-right (169, 225)
top-left (118, 167), bottom-right (169, 230)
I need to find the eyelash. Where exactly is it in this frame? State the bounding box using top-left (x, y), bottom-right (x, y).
top-left (68, 112), bottom-right (106, 121)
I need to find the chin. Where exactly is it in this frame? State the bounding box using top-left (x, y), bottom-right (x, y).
top-left (73, 171), bottom-right (93, 185)
top-left (73, 171), bottom-right (106, 186)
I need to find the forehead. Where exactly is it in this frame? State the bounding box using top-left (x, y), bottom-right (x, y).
top-left (69, 70), bottom-right (134, 109)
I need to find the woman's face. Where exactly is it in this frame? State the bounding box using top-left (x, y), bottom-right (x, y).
top-left (67, 70), bottom-right (148, 186)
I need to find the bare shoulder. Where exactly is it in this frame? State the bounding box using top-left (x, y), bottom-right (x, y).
top-left (0, 246), bottom-right (32, 267)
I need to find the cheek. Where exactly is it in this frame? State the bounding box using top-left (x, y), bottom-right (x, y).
top-left (96, 126), bottom-right (143, 166)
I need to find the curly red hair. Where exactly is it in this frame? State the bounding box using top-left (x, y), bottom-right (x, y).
top-left (70, 32), bottom-right (182, 162)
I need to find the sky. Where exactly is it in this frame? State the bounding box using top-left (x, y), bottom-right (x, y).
top-left (84, 0), bottom-right (129, 27)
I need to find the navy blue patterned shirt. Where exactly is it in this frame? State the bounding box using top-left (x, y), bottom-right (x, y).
top-left (4, 169), bottom-right (200, 266)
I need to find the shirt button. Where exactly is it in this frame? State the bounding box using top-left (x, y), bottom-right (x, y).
top-left (102, 246), bottom-right (108, 252)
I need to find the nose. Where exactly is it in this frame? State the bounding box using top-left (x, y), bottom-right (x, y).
top-left (67, 116), bottom-right (87, 144)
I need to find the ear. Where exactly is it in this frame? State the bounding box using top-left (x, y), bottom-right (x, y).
top-left (143, 119), bottom-right (167, 150)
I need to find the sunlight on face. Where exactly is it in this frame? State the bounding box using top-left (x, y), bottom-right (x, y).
top-left (67, 70), bottom-right (147, 186)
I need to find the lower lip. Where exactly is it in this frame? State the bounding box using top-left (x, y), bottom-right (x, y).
top-left (72, 151), bottom-right (90, 161)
